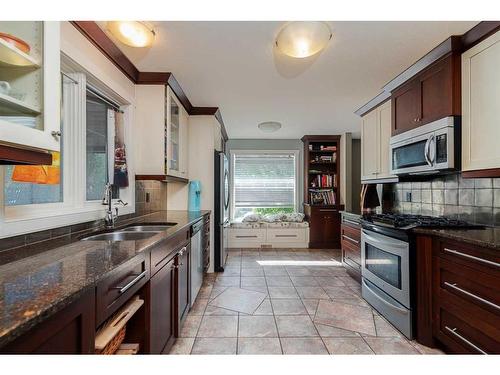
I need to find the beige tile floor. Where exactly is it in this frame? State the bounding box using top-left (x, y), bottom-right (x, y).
top-left (169, 248), bottom-right (443, 355)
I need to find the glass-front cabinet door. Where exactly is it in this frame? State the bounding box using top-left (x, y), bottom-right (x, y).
top-left (166, 86), bottom-right (185, 178)
top-left (0, 21), bottom-right (61, 153)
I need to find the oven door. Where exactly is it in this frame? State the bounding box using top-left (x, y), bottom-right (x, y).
top-left (361, 229), bottom-right (410, 308)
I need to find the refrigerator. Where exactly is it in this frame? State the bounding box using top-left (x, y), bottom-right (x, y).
top-left (214, 151), bottom-right (230, 272)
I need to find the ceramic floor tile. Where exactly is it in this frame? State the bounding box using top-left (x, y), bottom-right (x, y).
top-left (179, 315), bottom-right (202, 337)
top-left (241, 260), bottom-right (263, 268)
top-left (275, 315), bottom-right (318, 337)
top-left (222, 267), bottom-right (241, 277)
top-left (271, 299), bottom-right (308, 315)
top-left (410, 340), bottom-right (444, 354)
top-left (280, 338), bottom-right (328, 354)
top-left (197, 285), bottom-right (213, 299)
top-left (241, 268), bottom-right (264, 277)
top-left (240, 276), bottom-right (267, 287)
top-left (268, 286), bottom-right (299, 299)
top-left (373, 316), bottom-right (404, 338)
top-left (314, 323), bottom-right (359, 338)
top-left (334, 297), bottom-right (370, 308)
top-left (290, 276), bottom-right (319, 287)
top-left (337, 276), bottom-right (361, 287)
top-left (214, 276), bottom-right (240, 287)
top-left (323, 338), bottom-right (374, 354)
top-left (253, 299), bottom-right (274, 315)
top-left (238, 315), bottom-right (278, 337)
top-left (266, 276), bottom-right (294, 287)
top-left (314, 300), bottom-right (376, 336)
top-left (209, 286), bottom-right (267, 314)
top-left (285, 266), bottom-right (312, 276)
top-left (295, 286), bottom-right (329, 299)
top-left (190, 298), bottom-right (208, 315)
top-left (315, 276), bottom-right (347, 287)
top-left (240, 285), bottom-right (268, 295)
top-left (307, 267), bottom-right (338, 277)
top-left (237, 338), bottom-right (282, 354)
top-left (263, 266), bottom-right (288, 276)
top-left (364, 337), bottom-right (419, 354)
top-left (323, 286), bottom-right (360, 299)
top-left (169, 338), bottom-right (195, 354)
top-left (191, 338), bottom-right (237, 354)
top-left (197, 316), bottom-right (238, 337)
top-left (301, 299), bottom-right (319, 316)
top-left (209, 286), bottom-right (228, 301)
top-left (204, 305), bottom-right (239, 316)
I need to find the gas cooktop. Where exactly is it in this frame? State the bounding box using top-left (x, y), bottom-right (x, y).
top-left (362, 213), bottom-right (482, 230)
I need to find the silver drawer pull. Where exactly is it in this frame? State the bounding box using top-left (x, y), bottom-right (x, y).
top-left (342, 234), bottom-right (360, 244)
top-left (444, 282), bottom-right (500, 312)
top-left (276, 234), bottom-right (298, 238)
top-left (444, 326), bottom-right (487, 354)
top-left (178, 246), bottom-right (187, 256)
top-left (443, 248), bottom-right (500, 269)
top-left (319, 209), bottom-right (337, 212)
top-left (236, 235), bottom-right (258, 238)
top-left (343, 218), bottom-right (359, 226)
top-left (113, 270), bottom-right (147, 294)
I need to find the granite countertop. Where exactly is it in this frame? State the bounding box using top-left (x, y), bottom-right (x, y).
top-left (0, 210), bottom-right (209, 349)
top-left (414, 226), bottom-right (500, 250)
top-left (340, 211), bottom-right (362, 220)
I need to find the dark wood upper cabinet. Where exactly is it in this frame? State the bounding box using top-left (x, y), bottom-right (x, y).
top-left (391, 53), bottom-right (461, 136)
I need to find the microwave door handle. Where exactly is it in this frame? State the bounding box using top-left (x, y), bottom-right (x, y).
top-left (428, 134), bottom-right (436, 165)
top-left (424, 135), bottom-right (432, 166)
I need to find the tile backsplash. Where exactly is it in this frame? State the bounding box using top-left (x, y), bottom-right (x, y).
top-left (385, 174), bottom-right (500, 225)
top-left (135, 180), bottom-right (168, 214)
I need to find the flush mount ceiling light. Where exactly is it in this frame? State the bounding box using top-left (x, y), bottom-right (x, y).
top-left (258, 121), bottom-right (282, 133)
top-left (107, 21), bottom-right (155, 48)
top-left (275, 21), bottom-right (332, 58)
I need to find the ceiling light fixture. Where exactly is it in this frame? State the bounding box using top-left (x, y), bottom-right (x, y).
top-left (258, 121), bottom-right (282, 133)
top-left (107, 21), bottom-right (155, 48)
top-left (275, 21), bottom-right (332, 58)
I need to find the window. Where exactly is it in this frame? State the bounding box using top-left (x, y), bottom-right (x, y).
top-left (232, 151), bottom-right (298, 220)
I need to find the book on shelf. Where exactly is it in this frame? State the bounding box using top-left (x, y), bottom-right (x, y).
top-left (309, 189), bottom-right (336, 205)
top-left (310, 174), bottom-right (336, 188)
top-left (308, 144), bottom-right (337, 152)
top-left (310, 154), bottom-right (337, 163)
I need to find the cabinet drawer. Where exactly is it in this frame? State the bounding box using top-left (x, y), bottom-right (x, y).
top-left (436, 239), bottom-right (500, 275)
top-left (150, 228), bottom-right (190, 276)
top-left (341, 224), bottom-right (361, 247)
top-left (341, 216), bottom-right (360, 229)
top-left (342, 241), bottom-right (361, 266)
top-left (96, 254), bottom-right (149, 326)
top-left (266, 228), bottom-right (306, 242)
top-left (434, 305), bottom-right (500, 354)
top-left (228, 228), bottom-right (266, 242)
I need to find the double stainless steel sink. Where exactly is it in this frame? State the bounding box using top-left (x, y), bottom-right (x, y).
top-left (81, 223), bottom-right (176, 242)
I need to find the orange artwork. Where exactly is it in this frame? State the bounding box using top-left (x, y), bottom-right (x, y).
top-left (11, 152), bottom-right (61, 185)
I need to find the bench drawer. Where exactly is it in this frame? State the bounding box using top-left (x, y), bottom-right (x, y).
top-left (267, 228), bottom-right (306, 243)
top-left (228, 228), bottom-right (266, 242)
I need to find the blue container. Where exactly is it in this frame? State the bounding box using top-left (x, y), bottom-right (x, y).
top-left (188, 180), bottom-right (202, 212)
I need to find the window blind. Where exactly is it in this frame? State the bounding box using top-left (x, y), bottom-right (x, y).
top-left (233, 153), bottom-right (296, 209)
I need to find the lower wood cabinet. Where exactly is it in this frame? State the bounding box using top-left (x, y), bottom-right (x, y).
top-left (305, 205), bottom-right (341, 249)
top-left (176, 242), bottom-right (191, 334)
top-left (150, 256), bottom-right (176, 354)
top-left (340, 216), bottom-right (361, 281)
top-left (2, 289), bottom-right (95, 354)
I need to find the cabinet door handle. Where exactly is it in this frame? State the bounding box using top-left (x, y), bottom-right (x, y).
top-left (443, 248), bottom-right (500, 269)
top-left (444, 326), bottom-right (487, 354)
top-left (236, 235), bottom-right (258, 238)
top-left (444, 282), bottom-right (500, 312)
top-left (342, 234), bottom-right (359, 244)
top-left (113, 270), bottom-right (147, 294)
top-left (276, 234), bottom-right (297, 238)
top-left (319, 209), bottom-right (337, 212)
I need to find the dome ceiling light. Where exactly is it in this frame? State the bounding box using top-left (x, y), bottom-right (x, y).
top-left (258, 121), bottom-right (282, 133)
top-left (275, 21), bottom-right (332, 58)
top-left (107, 21), bottom-right (155, 48)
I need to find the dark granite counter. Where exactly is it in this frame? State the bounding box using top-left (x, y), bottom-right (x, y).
top-left (414, 226), bottom-right (500, 250)
top-left (0, 210), bottom-right (209, 349)
top-left (340, 210), bottom-right (362, 223)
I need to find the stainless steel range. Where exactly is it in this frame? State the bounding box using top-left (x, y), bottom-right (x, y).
top-left (360, 213), bottom-right (481, 339)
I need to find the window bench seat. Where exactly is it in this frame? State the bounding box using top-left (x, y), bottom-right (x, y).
top-left (227, 221), bottom-right (309, 248)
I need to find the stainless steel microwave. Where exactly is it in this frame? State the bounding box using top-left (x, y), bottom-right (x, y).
top-left (389, 117), bottom-right (460, 176)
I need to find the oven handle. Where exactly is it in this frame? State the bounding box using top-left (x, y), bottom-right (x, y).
top-left (362, 279), bottom-right (408, 314)
top-left (362, 230), bottom-right (406, 249)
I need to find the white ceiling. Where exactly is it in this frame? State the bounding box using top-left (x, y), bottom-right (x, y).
top-left (99, 21), bottom-right (477, 139)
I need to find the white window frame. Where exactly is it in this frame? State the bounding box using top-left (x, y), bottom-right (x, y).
top-left (229, 149), bottom-right (300, 221)
top-left (0, 56), bottom-right (135, 238)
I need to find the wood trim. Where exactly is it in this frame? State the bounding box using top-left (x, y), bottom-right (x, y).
top-left (461, 21), bottom-right (500, 51)
top-left (0, 145), bottom-right (52, 165)
top-left (70, 21), bottom-right (139, 82)
top-left (461, 168), bottom-right (500, 179)
top-left (189, 107), bottom-right (228, 141)
top-left (135, 174), bottom-right (189, 184)
top-left (354, 92), bottom-right (391, 117)
top-left (136, 71), bottom-right (171, 85)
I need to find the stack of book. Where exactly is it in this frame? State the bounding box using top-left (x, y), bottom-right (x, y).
top-left (310, 174), bottom-right (336, 188)
top-left (311, 154), bottom-right (336, 163)
top-left (308, 144), bottom-right (337, 152)
top-left (309, 189), bottom-right (336, 205)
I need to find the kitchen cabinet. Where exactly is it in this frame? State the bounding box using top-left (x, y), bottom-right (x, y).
top-left (0, 21), bottom-right (61, 160)
top-left (340, 215), bottom-right (361, 281)
top-left (1, 289), bottom-right (95, 354)
top-left (134, 85), bottom-right (189, 180)
top-left (391, 53), bottom-right (460, 136)
top-left (176, 242), bottom-right (191, 333)
top-left (150, 256), bottom-right (176, 354)
top-left (461, 30), bottom-right (500, 175)
top-left (361, 100), bottom-right (397, 182)
top-left (305, 205), bottom-right (341, 249)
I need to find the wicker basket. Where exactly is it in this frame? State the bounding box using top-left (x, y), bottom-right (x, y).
top-left (95, 326), bottom-right (126, 355)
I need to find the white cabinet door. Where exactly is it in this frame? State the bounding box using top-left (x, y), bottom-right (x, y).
top-left (378, 100), bottom-right (396, 179)
top-left (166, 87), bottom-right (181, 178)
top-left (179, 105), bottom-right (189, 178)
top-left (361, 109), bottom-right (379, 181)
top-left (0, 21), bottom-right (61, 153)
top-left (462, 30), bottom-right (500, 172)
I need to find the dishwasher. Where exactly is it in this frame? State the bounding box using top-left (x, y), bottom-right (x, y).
top-left (190, 219), bottom-right (204, 306)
